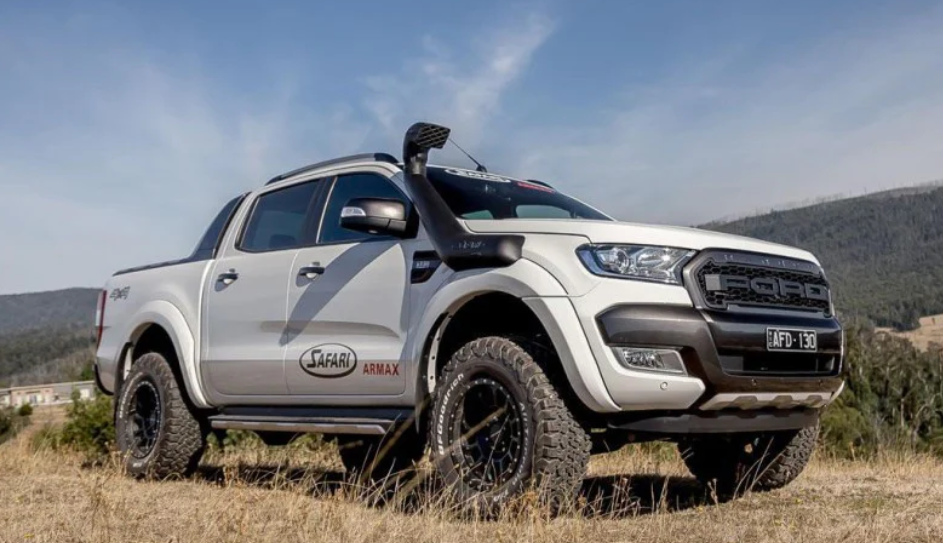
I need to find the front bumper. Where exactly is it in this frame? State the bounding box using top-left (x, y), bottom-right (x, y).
top-left (596, 304), bottom-right (844, 410)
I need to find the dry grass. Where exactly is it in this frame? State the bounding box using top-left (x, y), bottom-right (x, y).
top-left (1, 429), bottom-right (941, 543)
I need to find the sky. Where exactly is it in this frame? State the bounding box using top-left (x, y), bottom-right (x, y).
top-left (1, 0), bottom-right (942, 294)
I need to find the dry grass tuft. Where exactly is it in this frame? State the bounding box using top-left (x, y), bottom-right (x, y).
top-left (1, 427), bottom-right (941, 543)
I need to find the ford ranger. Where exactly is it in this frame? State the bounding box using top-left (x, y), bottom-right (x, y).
top-left (95, 122), bottom-right (844, 507)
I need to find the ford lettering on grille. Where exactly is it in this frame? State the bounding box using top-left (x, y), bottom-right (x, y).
top-left (704, 274), bottom-right (830, 301)
top-left (690, 251), bottom-right (832, 314)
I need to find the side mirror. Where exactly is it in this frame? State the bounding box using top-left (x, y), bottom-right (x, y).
top-left (340, 198), bottom-right (409, 237)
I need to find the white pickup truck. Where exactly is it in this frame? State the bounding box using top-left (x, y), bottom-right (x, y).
top-left (95, 122), bottom-right (843, 507)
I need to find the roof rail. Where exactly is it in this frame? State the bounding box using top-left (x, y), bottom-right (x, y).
top-left (525, 179), bottom-right (554, 189)
top-left (265, 153), bottom-right (399, 185)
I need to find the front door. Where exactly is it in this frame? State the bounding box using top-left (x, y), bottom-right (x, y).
top-left (283, 172), bottom-right (412, 397)
top-left (201, 177), bottom-right (322, 399)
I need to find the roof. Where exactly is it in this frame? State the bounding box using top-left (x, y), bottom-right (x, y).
top-left (265, 153), bottom-right (399, 185)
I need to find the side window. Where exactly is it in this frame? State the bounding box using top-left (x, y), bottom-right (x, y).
top-left (319, 173), bottom-right (410, 244)
top-left (240, 180), bottom-right (319, 252)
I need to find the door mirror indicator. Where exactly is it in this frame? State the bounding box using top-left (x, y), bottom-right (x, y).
top-left (339, 198), bottom-right (409, 237)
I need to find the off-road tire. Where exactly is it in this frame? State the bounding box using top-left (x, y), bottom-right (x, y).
top-left (430, 336), bottom-right (590, 511)
top-left (115, 352), bottom-right (206, 478)
top-left (678, 423), bottom-right (819, 497)
top-left (337, 425), bottom-right (427, 483)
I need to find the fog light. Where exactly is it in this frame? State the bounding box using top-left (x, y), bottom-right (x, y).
top-left (612, 347), bottom-right (686, 374)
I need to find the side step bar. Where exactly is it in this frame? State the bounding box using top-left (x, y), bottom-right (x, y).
top-left (207, 406), bottom-right (413, 436)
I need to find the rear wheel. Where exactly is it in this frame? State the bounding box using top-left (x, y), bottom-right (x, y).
top-left (115, 352), bottom-right (206, 478)
top-left (430, 336), bottom-right (590, 511)
top-left (678, 423), bottom-right (819, 497)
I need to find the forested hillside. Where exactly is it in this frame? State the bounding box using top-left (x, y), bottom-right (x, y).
top-left (0, 288), bottom-right (99, 335)
top-left (0, 288), bottom-right (99, 387)
top-left (0, 325), bottom-right (95, 387)
top-left (705, 183), bottom-right (943, 330)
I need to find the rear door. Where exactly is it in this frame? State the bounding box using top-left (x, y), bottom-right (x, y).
top-left (283, 171), bottom-right (413, 397)
top-left (201, 178), bottom-right (323, 400)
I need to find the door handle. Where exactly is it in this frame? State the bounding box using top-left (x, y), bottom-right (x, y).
top-left (217, 270), bottom-right (239, 285)
top-left (298, 265), bottom-right (325, 279)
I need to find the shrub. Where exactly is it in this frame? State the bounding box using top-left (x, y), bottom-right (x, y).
top-left (18, 403), bottom-right (33, 417)
top-left (0, 406), bottom-right (30, 444)
top-left (0, 409), bottom-right (13, 439)
top-left (34, 390), bottom-right (114, 456)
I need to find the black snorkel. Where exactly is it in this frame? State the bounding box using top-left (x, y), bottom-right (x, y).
top-left (402, 122), bottom-right (524, 271)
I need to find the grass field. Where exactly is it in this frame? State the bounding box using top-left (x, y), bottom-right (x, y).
top-left (1, 411), bottom-right (941, 542)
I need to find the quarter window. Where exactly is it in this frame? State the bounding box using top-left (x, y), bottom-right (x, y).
top-left (319, 173), bottom-right (410, 244)
top-left (241, 181), bottom-right (319, 252)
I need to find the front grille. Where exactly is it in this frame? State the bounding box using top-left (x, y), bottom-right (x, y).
top-left (689, 251), bottom-right (832, 315)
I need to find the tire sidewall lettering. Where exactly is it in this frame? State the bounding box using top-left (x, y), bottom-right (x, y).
top-left (431, 352), bottom-right (537, 503)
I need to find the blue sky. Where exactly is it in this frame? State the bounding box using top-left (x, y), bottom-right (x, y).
top-left (2, 0), bottom-right (942, 293)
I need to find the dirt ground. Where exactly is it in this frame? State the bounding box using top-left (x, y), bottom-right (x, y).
top-left (0, 425), bottom-right (941, 543)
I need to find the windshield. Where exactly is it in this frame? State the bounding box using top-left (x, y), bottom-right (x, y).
top-left (426, 167), bottom-right (612, 221)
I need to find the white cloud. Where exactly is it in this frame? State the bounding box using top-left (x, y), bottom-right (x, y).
top-left (362, 11), bottom-right (555, 150)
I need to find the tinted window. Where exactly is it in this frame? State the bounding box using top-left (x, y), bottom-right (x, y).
top-left (320, 173), bottom-right (409, 244)
top-left (241, 181), bottom-right (319, 252)
top-left (516, 204), bottom-right (573, 219)
top-left (426, 167), bottom-right (611, 221)
top-left (191, 194), bottom-right (247, 260)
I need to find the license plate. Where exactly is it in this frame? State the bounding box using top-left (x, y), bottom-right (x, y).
top-left (766, 328), bottom-right (817, 352)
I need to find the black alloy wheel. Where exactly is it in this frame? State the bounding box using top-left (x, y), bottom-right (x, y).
top-left (451, 375), bottom-right (525, 492)
top-left (126, 378), bottom-right (162, 459)
top-left (430, 336), bottom-right (590, 511)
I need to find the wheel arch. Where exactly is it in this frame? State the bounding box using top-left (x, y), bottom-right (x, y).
top-left (412, 261), bottom-right (620, 415)
top-left (417, 279), bottom-right (612, 422)
top-left (117, 301), bottom-right (210, 409)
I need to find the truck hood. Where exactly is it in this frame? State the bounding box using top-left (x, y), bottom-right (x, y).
top-left (463, 219), bottom-right (819, 264)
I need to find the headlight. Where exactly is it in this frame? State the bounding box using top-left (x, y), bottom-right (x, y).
top-left (577, 244), bottom-right (696, 285)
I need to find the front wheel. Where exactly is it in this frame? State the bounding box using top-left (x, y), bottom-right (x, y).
top-left (115, 352), bottom-right (206, 478)
top-left (678, 423), bottom-right (819, 497)
top-left (429, 337), bottom-right (590, 511)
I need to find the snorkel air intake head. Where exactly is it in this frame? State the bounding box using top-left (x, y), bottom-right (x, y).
top-left (403, 122), bottom-right (450, 176)
top-left (400, 122), bottom-right (523, 271)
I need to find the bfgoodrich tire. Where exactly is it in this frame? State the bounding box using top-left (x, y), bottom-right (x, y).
top-left (115, 352), bottom-right (206, 478)
top-left (430, 337), bottom-right (590, 510)
top-left (678, 422), bottom-right (819, 496)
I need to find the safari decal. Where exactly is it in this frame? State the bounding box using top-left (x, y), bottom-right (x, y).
top-left (299, 344), bottom-right (357, 378)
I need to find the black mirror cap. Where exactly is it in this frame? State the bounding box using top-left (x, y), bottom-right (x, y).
top-left (339, 197), bottom-right (411, 237)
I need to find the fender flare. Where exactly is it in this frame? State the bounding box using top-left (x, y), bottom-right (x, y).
top-left (121, 300), bottom-right (210, 408)
top-left (412, 260), bottom-right (564, 393)
top-left (409, 259), bottom-right (618, 413)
